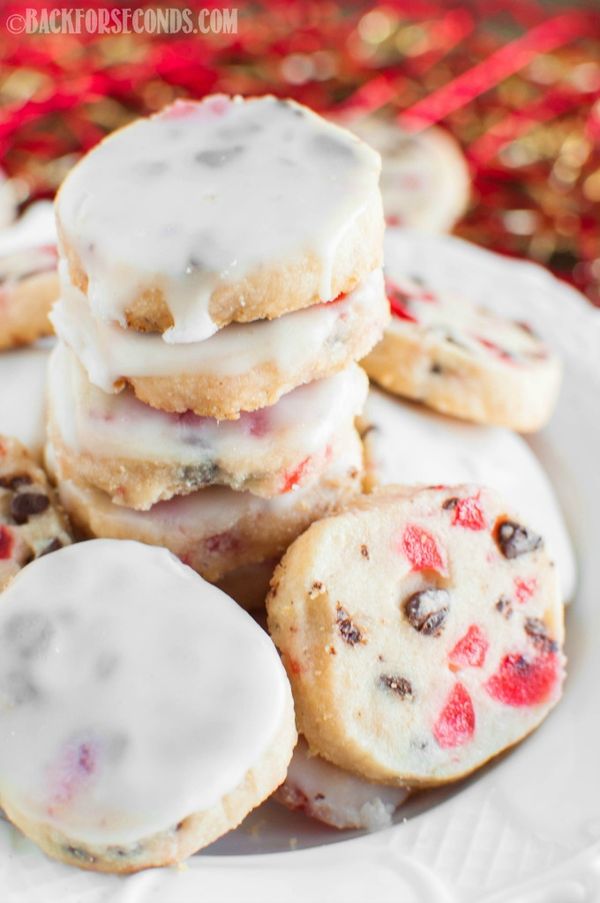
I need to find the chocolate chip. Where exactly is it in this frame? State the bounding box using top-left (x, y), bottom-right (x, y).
top-left (65, 845), bottom-right (97, 864)
top-left (495, 595), bottom-right (513, 619)
top-left (380, 674), bottom-right (413, 698)
top-left (524, 617), bottom-right (558, 653)
top-left (195, 145), bottom-right (244, 167)
top-left (442, 497), bottom-right (458, 511)
top-left (10, 492), bottom-right (49, 524)
top-left (0, 473), bottom-right (32, 491)
top-left (315, 792), bottom-right (325, 801)
top-left (430, 363), bottom-right (444, 375)
top-left (336, 604), bottom-right (363, 646)
top-left (360, 544), bottom-right (369, 559)
top-left (4, 611), bottom-right (53, 658)
top-left (404, 589), bottom-right (450, 636)
top-left (38, 537), bottom-right (63, 557)
top-left (308, 580), bottom-right (324, 599)
top-left (178, 461), bottom-right (219, 488)
top-left (494, 519), bottom-right (543, 559)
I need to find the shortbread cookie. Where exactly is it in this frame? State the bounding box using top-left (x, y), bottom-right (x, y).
top-left (56, 94), bottom-right (383, 342)
top-left (48, 342), bottom-right (368, 508)
top-left (0, 539), bottom-right (296, 872)
top-left (267, 485), bottom-right (565, 787)
top-left (346, 115), bottom-right (469, 231)
top-left (276, 736), bottom-right (409, 831)
top-left (0, 345), bottom-right (50, 458)
top-left (0, 202), bottom-right (59, 350)
top-left (0, 435), bottom-right (71, 590)
top-left (52, 267), bottom-right (388, 419)
top-left (48, 434), bottom-right (362, 582)
top-left (362, 273), bottom-right (561, 432)
top-left (360, 388), bottom-right (576, 601)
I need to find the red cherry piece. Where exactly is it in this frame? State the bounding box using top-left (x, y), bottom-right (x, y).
top-left (401, 524), bottom-right (447, 574)
top-left (0, 525), bottom-right (14, 560)
top-left (484, 652), bottom-right (560, 707)
top-left (244, 407), bottom-right (270, 438)
top-left (433, 683), bottom-right (475, 749)
top-left (449, 625), bottom-right (489, 670)
top-left (386, 280), bottom-right (419, 323)
top-left (514, 577), bottom-right (537, 604)
top-left (280, 456), bottom-right (311, 493)
top-left (452, 495), bottom-right (486, 531)
top-left (475, 335), bottom-right (515, 363)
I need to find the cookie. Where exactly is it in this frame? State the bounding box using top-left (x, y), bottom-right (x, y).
top-left (362, 273), bottom-right (561, 432)
top-left (0, 435), bottom-right (72, 591)
top-left (52, 266), bottom-right (388, 419)
top-left (47, 432), bottom-right (363, 583)
top-left (48, 342), bottom-right (368, 508)
top-left (56, 94), bottom-right (383, 342)
top-left (276, 736), bottom-right (409, 831)
top-left (346, 115), bottom-right (469, 231)
top-left (360, 388), bottom-right (576, 601)
top-left (267, 484), bottom-right (565, 787)
top-left (0, 539), bottom-right (296, 872)
top-left (0, 202), bottom-right (59, 350)
top-left (0, 345), bottom-right (50, 458)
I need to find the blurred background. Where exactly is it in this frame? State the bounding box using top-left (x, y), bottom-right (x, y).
top-left (0, 0), bottom-right (598, 303)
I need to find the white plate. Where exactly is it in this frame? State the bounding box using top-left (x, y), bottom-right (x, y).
top-left (1, 230), bottom-right (599, 903)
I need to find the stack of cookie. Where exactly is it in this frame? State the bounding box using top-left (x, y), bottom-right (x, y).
top-left (46, 94), bottom-right (389, 595)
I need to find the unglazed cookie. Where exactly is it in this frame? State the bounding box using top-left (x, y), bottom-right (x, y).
top-left (0, 202), bottom-right (58, 351)
top-left (56, 94), bottom-right (383, 342)
top-left (345, 115), bottom-right (469, 231)
top-left (360, 388), bottom-right (576, 601)
top-left (52, 266), bottom-right (388, 419)
top-left (362, 273), bottom-right (561, 432)
top-left (47, 342), bottom-right (368, 508)
top-left (276, 736), bottom-right (409, 831)
top-left (47, 433), bottom-right (362, 583)
top-left (267, 485), bottom-right (565, 787)
top-left (0, 435), bottom-right (72, 590)
top-left (0, 539), bottom-right (296, 872)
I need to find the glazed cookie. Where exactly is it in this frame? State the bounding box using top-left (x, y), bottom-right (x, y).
top-left (276, 736), bottom-right (409, 831)
top-left (56, 94), bottom-right (383, 342)
top-left (48, 342), bottom-right (368, 508)
top-left (267, 485), bottom-right (565, 787)
top-left (360, 388), bottom-right (576, 601)
top-left (346, 114), bottom-right (469, 231)
top-left (47, 434), bottom-right (362, 583)
top-left (0, 435), bottom-right (71, 590)
top-left (0, 539), bottom-right (296, 872)
top-left (362, 273), bottom-right (561, 431)
top-left (52, 267), bottom-right (388, 419)
top-left (0, 202), bottom-right (59, 351)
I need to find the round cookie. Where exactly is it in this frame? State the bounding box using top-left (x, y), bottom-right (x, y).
top-left (47, 433), bottom-right (363, 583)
top-left (267, 484), bottom-right (565, 787)
top-left (0, 345), bottom-right (51, 458)
top-left (0, 435), bottom-right (72, 591)
top-left (48, 342), bottom-right (368, 508)
top-left (56, 94), bottom-right (383, 342)
top-left (0, 539), bottom-right (296, 872)
top-left (362, 271), bottom-right (561, 432)
top-left (276, 736), bottom-right (409, 831)
top-left (52, 267), bottom-right (388, 419)
top-left (360, 388), bottom-right (577, 602)
top-left (346, 114), bottom-right (469, 231)
top-left (0, 202), bottom-right (58, 351)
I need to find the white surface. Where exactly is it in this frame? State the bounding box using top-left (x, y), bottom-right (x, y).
top-left (0, 230), bottom-right (598, 901)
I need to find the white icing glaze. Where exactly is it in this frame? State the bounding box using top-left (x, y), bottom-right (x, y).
top-left (48, 341), bottom-right (367, 476)
top-left (50, 266), bottom-right (384, 390)
top-left (363, 388), bottom-right (576, 601)
top-left (279, 737), bottom-right (409, 831)
top-left (345, 117), bottom-right (469, 231)
top-left (0, 344), bottom-right (51, 457)
top-left (56, 95), bottom-right (381, 342)
top-left (0, 539), bottom-right (292, 845)
top-left (384, 274), bottom-right (554, 366)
